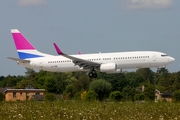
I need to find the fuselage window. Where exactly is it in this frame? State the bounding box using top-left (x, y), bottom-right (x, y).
top-left (161, 54), bottom-right (168, 57)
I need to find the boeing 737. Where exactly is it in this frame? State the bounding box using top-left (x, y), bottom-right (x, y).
top-left (7, 29), bottom-right (175, 78)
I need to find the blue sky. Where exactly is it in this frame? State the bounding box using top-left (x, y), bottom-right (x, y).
top-left (0, 0), bottom-right (180, 76)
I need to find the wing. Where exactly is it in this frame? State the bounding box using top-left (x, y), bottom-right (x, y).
top-left (53, 43), bottom-right (100, 70)
top-left (7, 57), bottom-right (30, 63)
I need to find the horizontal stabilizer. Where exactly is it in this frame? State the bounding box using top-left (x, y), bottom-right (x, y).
top-left (7, 57), bottom-right (30, 63)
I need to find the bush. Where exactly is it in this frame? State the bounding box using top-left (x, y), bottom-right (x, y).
top-left (173, 90), bottom-right (180, 102)
top-left (73, 92), bottom-right (81, 100)
top-left (109, 91), bottom-right (123, 101)
top-left (89, 79), bottom-right (112, 101)
top-left (45, 93), bottom-right (56, 101)
top-left (81, 91), bottom-right (87, 100)
top-left (86, 90), bottom-right (98, 101)
top-left (134, 93), bottom-right (144, 101)
top-left (0, 92), bottom-right (5, 101)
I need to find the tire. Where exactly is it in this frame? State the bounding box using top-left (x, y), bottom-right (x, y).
top-left (88, 72), bottom-right (93, 78)
top-left (93, 73), bottom-right (97, 78)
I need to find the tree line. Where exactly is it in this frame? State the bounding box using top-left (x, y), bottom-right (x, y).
top-left (1, 68), bottom-right (180, 101)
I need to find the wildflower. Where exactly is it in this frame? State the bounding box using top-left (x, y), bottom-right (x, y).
top-left (18, 114), bottom-right (23, 118)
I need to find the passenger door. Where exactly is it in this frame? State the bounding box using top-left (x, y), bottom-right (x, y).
top-left (152, 54), bottom-right (157, 61)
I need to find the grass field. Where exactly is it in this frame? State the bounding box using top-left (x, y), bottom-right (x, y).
top-left (0, 101), bottom-right (180, 120)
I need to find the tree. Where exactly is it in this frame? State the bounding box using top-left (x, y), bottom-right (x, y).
top-left (25, 68), bottom-right (37, 80)
top-left (44, 76), bottom-right (57, 93)
top-left (157, 68), bottom-right (169, 75)
top-left (122, 86), bottom-right (136, 101)
top-left (158, 74), bottom-right (175, 92)
top-left (173, 90), bottom-right (180, 102)
top-left (89, 79), bottom-right (112, 101)
top-left (172, 72), bottom-right (180, 91)
top-left (144, 85), bottom-right (155, 101)
top-left (1, 75), bottom-right (22, 87)
top-left (136, 68), bottom-right (154, 84)
top-left (104, 73), bottom-right (128, 91)
top-left (125, 72), bottom-right (145, 88)
top-left (15, 79), bottom-right (34, 89)
top-left (0, 92), bottom-right (5, 101)
top-left (0, 76), bottom-right (5, 82)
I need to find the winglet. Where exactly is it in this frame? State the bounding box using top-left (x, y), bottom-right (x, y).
top-left (78, 52), bottom-right (82, 55)
top-left (53, 43), bottom-right (64, 55)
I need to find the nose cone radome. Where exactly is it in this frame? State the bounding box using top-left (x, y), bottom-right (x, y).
top-left (169, 57), bottom-right (175, 63)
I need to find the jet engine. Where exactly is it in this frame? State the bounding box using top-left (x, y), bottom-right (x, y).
top-left (100, 63), bottom-right (117, 72)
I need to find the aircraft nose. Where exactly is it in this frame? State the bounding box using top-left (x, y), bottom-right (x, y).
top-left (169, 57), bottom-right (175, 62)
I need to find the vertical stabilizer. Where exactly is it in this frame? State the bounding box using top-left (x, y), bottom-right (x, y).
top-left (11, 29), bottom-right (52, 59)
top-left (11, 29), bottom-right (35, 50)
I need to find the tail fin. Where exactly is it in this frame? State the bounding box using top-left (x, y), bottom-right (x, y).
top-left (11, 29), bottom-right (52, 59)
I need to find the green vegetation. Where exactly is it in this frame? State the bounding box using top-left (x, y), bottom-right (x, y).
top-left (0, 92), bottom-right (5, 101)
top-left (109, 91), bottom-right (123, 101)
top-left (1, 68), bottom-right (180, 119)
top-left (173, 90), bottom-right (180, 102)
top-left (86, 90), bottom-right (98, 100)
top-left (1, 68), bottom-right (180, 102)
top-left (89, 79), bottom-right (112, 101)
top-left (45, 93), bottom-right (56, 101)
top-left (0, 101), bottom-right (180, 120)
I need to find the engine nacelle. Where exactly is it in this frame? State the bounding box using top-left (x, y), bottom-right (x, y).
top-left (100, 63), bottom-right (117, 72)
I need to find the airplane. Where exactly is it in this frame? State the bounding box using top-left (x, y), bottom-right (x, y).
top-left (7, 29), bottom-right (175, 78)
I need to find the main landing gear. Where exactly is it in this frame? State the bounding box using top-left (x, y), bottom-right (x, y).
top-left (88, 70), bottom-right (97, 78)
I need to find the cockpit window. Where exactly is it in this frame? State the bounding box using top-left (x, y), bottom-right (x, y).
top-left (161, 54), bottom-right (168, 57)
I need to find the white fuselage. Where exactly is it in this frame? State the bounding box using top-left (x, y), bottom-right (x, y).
top-left (18, 51), bottom-right (174, 73)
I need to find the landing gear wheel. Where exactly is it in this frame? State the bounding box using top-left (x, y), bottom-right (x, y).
top-left (88, 70), bottom-right (97, 78)
top-left (88, 72), bottom-right (93, 78)
top-left (93, 73), bottom-right (97, 78)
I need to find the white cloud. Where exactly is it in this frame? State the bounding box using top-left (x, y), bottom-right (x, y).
top-left (124, 0), bottom-right (174, 10)
top-left (18, 0), bottom-right (47, 6)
